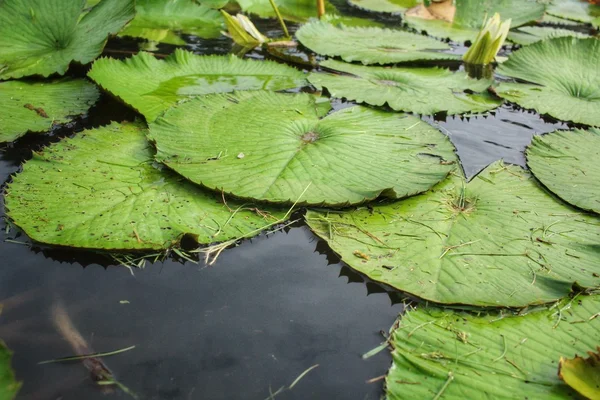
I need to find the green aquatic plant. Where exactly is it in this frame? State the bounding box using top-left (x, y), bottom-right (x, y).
top-left (307, 161), bottom-right (600, 307)
top-left (0, 341), bottom-right (20, 400)
top-left (545, 0), bottom-right (600, 24)
top-left (88, 50), bottom-right (307, 121)
top-left (507, 26), bottom-right (590, 46)
top-left (296, 21), bottom-right (460, 64)
top-left (348, 0), bottom-right (421, 14)
top-left (0, 79), bottom-right (99, 143)
top-left (386, 294), bottom-right (600, 399)
top-left (527, 128), bottom-right (600, 215)
top-left (0, 0), bottom-right (134, 79)
top-left (221, 11), bottom-right (269, 48)
top-left (462, 13), bottom-right (510, 65)
top-left (148, 90), bottom-right (457, 206)
top-left (559, 347), bottom-right (600, 400)
top-left (495, 37), bottom-right (600, 127)
top-left (5, 121), bottom-right (286, 251)
top-left (236, 0), bottom-right (337, 22)
top-left (309, 59), bottom-right (501, 115)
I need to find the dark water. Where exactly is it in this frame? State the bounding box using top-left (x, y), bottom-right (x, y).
top-left (0, 4), bottom-right (579, 400)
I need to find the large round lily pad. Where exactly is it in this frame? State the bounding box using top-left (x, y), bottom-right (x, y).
top-left (88, 50), bottom-right (307, 121)
top-left (0, 79), bottom-right (99, 143)
top-left (495, 37), bottom-right (600, 127)
top-left (404, 0), bottom-right (545, 43)
top-left (306, 161), bottom-right (600, 307)
top-left (527, 129), bottom-right (600, 215)
top-left (348, 0), bottom-right (421, 14)
top-left (296, 21), bottom-right (460, 65)
top-left (546, 0), bottom-right (600, 24)
top-left (148, 91), bottom-right (457, 207)
top-left (386, 294), bottom-right (600, 400)
top-left (119, 0), bottom-right (224, 43)
top-left (5, 121), bottom-right (285, 251)
top-left (310, 59), bottom-right (501, 115)
top-left (507, 26), bottom-right (590, 46)
top-left (0, 0), bottom-right (135, 80)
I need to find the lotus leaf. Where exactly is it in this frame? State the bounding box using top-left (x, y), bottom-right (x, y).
top-left (495, 37), bottom-right (600, 127)
top-left (237, 0), bottom-right (337, 22)
top-left (0, 80), bottom-right (99, 143)
top-left (309, 59), bottom-right (501, 115)
top-left (0, 0), bottom-right (135, 80)
top-left (386, 294), bottom-right (600, 399)
top-left (559, 347), bottom-right (600, 400)
top-left (5, 121), bottom-right (285, 251)
top-left (296, 21), bottom-right (460, 65)
top-left (404, 0), bottom-right (545, 43)
top-left (119, 0), bottom-right (224, 43)
top-left (148, 91), bottom-right (457, 206)
top-left (306, 161), bottom-right (600, 307)
top-left (348, 0), bottom-right (421, 14)
top-left (546, 0), bottom-right (600, 24)
top-left (527, 129), bottom-right (600, 215)
top-left (0, 339), bottom-right (20, 400)
top-left (88, 50), bottom-right (306, 121)
top-left (507, 26), bottom-right (590, 46)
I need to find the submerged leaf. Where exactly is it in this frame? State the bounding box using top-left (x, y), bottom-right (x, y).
top-left (148, 90), bottom-right (457, 206)
top-left (237, 0), bottom-right (337, 22)
top-left (119, 0), bottom-right (224, 43)
top-left (88, 50), bottom-right (306, 121)
top-left (296, 21), bottom-right (460, 64)
top-left (0, 339), bottom-right (20, 400)
top-left (404, 0), bottom-right (544, 43)
top-left (559, 347), bottom-right (600, 400)
top-left (348, 0), bottom-right (421, 14)
top-left (5, 121), bottom-right (285, 251)
top-left (495, 37), bottom-right (600, 127)
top-left (309, 59), bottom-right (501, 115)
top-left (507, 26), bottom-right (590, 46)
top-left (527, 129), bottom-right (600, 215)
top-left (306, 161), bottom-right (600, 307)
top-left (386, 295), bottom-right (600, 399)
top-left (0, 0), bottom-right (135, 80)
top-left (0, 79), bottom-right (99, 143)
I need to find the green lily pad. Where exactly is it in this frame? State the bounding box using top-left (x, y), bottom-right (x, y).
top-left (495, 37), bottom-right (600, 127)
top-left (527, 129), bottom-right (600, 215)
top-left (148, 90), bottom-right (457, 206)
top-left (386, 294), bottom-right (600, 399)
top-left (5, 121), bottom-right (285, 251)
top-left (559, 347), bottom-right (600, 400)
top-left (507, 26), bottom-right (590, 46)
top-left (296, 21), bottom-right (460, 65)
top-left (404, 0), bottom-right (545, 43)
top-left (0, 0), bottom-right (135, 80)
top-left (237, 0), bottom-right (337, 22)
top-left (199, 0), bottom-right (230, 8)
top-left (119, 0), bottom-right (224, 43)
top-left (0, 339), bottom-right (20, 400)
top-left (309, 59), bottom-right (501, 115)
top-left (88, 50), bottom-right (307, 121)
top-left (348, 0), bottom-right (421, 14)
top-left (546, 0), bottom-right (600, 24)
top-left (306, 161), bottom-right (600, 307)
top-left (0, 79), bottom-right (100, 143)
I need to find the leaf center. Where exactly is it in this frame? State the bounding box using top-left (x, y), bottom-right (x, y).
top-left (301, 131), bottom-right (319, 143)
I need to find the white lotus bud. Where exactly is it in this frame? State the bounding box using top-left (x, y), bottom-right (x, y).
top-left (463, 13), bottom-right (511, 65)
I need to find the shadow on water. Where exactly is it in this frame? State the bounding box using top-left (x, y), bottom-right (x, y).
top-left (0, 4), bottom-right (588, 400)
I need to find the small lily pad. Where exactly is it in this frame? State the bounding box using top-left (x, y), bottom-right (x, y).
top-left (309, 59), bottom-right (501, 115)
top-left (507, 26), bottom-right (590, 46)
top-left (237, 0), bottom-right (337, 22)
top-left (0, 0), bottom-right (135, 79)
top-left (148, 90), bottom-right (457, 206)
top-left (404, 0), bottom-right (545, 43)
top-left (296, 21), bottom-right (460, 64)
top-left (5, 121), bottom-right (285, 251)
top-left (386, 295), bottom-right (600, 399)
top-left (527, 128), bottom-right (600, 215)
top-left (88, 50), bottom-right (307, 121)
top-left (348, 0), bottom-right (421, 14)
top-left (306, 161), bottom-right (600, 307)
top-left (119, 0), bottom-right (224, 43)
top-left (0, 79), bottom-right (100, 143)
top-left (559, 347), bottom-right (600, 400)
top-left (495, 37), bottom-right (600, 127)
